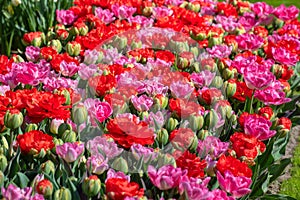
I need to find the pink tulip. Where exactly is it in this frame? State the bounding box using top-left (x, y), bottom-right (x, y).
top-left (254, 80), bottom-right (291, 105)
top-left (95, 101), bottom-right (113, 122)
top-left (56, 142), bottom-right (84, 163)
top-left (251, 2), bottom-right (273, 17)
top-left (95, 7), bottom-right (115, 24)
top-left (217, 171), bottom-right (252, 198)
top-left (207, 189), bottom-right (235, 200)
top-left (273, 5), bottom-right (299, 21)
top-left (179, 176), bottom-right (212, 200)
top-left (244, 67), bottom-right (275, 90)
top-left (131, 94), bottom-right (153, 112)
top-left (148, 165), bottom-right (187, 190)
top-left (87, 154), bottom-right (109, 175)
top-left (236, 33), bottom-right (264, 50)
top-left (152, 7), bottom-right (173, 19)
top-left (244, 115), bottom-right (276, 141)
top-left (56, 10), bottom-right (76, 25)
top-left (111, 5), bottom-right (136, 19)
top-left (272, 47), bottom-right (298, 66)
top-left (170, 81), bottom-right (194, 99)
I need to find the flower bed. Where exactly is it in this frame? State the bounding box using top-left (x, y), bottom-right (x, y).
top-left (0, 0), bottom-right (300, 199)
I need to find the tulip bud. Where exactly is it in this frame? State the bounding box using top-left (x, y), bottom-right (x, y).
top-left (169, 40), bottom-right (189, 53)
top-left (197, 129), bottom-right (210, 140)
top-left (62, 130), bottom-right (77, 143)
top-left (188, 115), bottom-right (204, 131)
top-left (222, 67), bottom-right (237, 80)
top-left (211, 76), bottom-right (224, 89)
top-left (46, 31), bottom-right (57, 41)
top-left (131, 40), bottom-right (143, 50)
top-left (25, 123), bottom-right (38, 132)
top-left (69, 26), bottom-right (79, 36)
top-left (276, 117), bottom-right (292, 137)
top-left (166, 117), bottom-right (179, 132)
top-left (190, 46), bottom-right (199, 57)
top-left (112, 36), bottom-right (128, 51)
top-left (50, 119), bottom-right (64, 134)
top-left (208, 36), bottom-right (222, 47)
top-left (191, 62), bottom-right (200, 73)
top-left (52, 138), bottom-right (64, 153)
top-left (156, 128), bottom-right (169, 145)
top-left (111, 157), bottom-right (128, 173)
top-left (54, 187), bottom-right (72, 200)
top-left (0, 154), bottom-right (7, 171)
top-left (225, 80), bottom-right (237, 97)
top-left (72, 104), bottom-right (88, 125)
top-left (204, 109), bottom-right (219, 130)
top-left (157, 153), bottom-right (176, 168)
top-left (40, 160), bottom-right (55, 175)
top-left (58, 123), bottom-right (72, 137)
top-left (0, 170), bottom-right (4, 188)
top-left (66, 41), bottom-right (81, 57)
top-left (12, 55), bottom-right (24, 63)
top-left (36, 179), bottom-right (53, 197)
top-left (275, 18), bottom-right (284, 29)
top-left (55, 24), bottom-right (65, 31)
top-left (187, 2), bottom-right (200, 12)
top-left (4, 109), bottom-right (23, 129)
top-left (188, 135), bottom-right (198, 152)
top-left (215, 100), bottom-right (232, 119)
top-left (74, 23), bottom-right (89, 36)
top-left (82, 175), bottom-right (101, 197)
top-left (154, 94), bottom-right (168, 110)
top-left (48, 39), bottom-right (62, 53)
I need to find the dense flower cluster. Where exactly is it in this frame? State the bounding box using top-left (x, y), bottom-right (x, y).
top-left (0, 0), bottom-right (299, 199)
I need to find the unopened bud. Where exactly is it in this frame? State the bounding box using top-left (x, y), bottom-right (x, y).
top-left (54, 187), bottom-right (72, 200)
top-left (66, 41), bottom-right (81, 57)
top-left (156, 128), bottom-right (169, 145)
top-left (72, 104), bottom-right (88, 125)
top-left (188, 115), bottom-right (204, 131)
top-left (82, 175), bottom-right (101, 197)
top-left (4, 109), bottom-right (23, 129)
top-left (166, 117), bottom-right (179, 132)
top-left (111, 157), bottom-right (128, 174)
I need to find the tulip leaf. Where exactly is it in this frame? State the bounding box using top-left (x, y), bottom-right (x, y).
top-left (269, 158), bottom-right (291, 183)
top-left (259, 194), bottom-right (297, 200)
top-left (15, 172), bottom-right (30, 188)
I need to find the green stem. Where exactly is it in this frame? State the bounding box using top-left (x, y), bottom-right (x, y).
top-left (8, 129), bottom-right (14, 160)
top-left (249, 90), bottom-right (255, 114)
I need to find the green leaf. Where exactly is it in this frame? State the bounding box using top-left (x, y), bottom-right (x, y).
top-left (259, 194), bottom-right (297, 200)
top-left (15, 172), bottom-right (30, 188)
top-left (269, 158), bottom-right (291, 183)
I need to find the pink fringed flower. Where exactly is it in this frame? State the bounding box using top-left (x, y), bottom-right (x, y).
top-left (60, 61), bottom-right (80, 77)
top-left (271, 47), bottom-right (298, 66)
top-left (56, 10), bottom-right (76, 25)
top-left (244, 67), bottom-right (275, 90)
top-left (95, 7), bottom-right (115, 24)
top-left (251, 2), bottom-right (274, 17)
top-left (207, 45), bottom-right (232, 59)
top-left (217, 171), bottom-right (252, 198)
top-left (170, 81), bottom-right (194, 99)
top-left (56, 142), bottom-right (84, 163)
top-left (273, 5), bottom-right (299, 21)
top-left (254, 80), bottom-right (291, 105)
top-left (111, 5), bottom-right (136, 19)
top-left (148, 165), bottom-right (187, 190)
top-left (178, 176), bottom-right (212, 200)
top-left (152, 7), bottom-right (173, 19)
top-left (208, 189), bottom-right (235, 200)
top-left (236, 33), bottom-right (264, 50)
top-left (95, 101), bottom-right (113, 122)
top-left (131, 94), bottom-right (153, 112)
top-left (243, 115), bottom-right (276, 141)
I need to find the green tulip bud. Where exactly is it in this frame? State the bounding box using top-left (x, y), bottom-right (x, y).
top-left (211, 76), bottom-right (224, 89)
top-left (197, 129), bottom-right (210, 140)
top-left (82, 175), bottom-right (101, 197)
top-left (72, 104), bottom-right (88, 125)
top-left (112, 36), bottom-right (128, 51)
top-left (189, 135), bottom-right (198, 152)
top-left (188, 115), bottom-right (204, 131)
top-left (225, 80), bottom-right (237, 98)
top-left (131, 40), bottom-right (143, 50)
top-left (166, 118), bottom-right (179, 132)
top-left (46, 31), bottom-right (56, 41)
top-left (191, 62), bottom-right (200, 73)
top-left (190, 46), bottom-right (199, 57)
top-left (62, 130), bottom-right (77, 143)
top-left (66, 41), bottom-right (81, 56)
top-left (0, 154), bottom-right (7, 171)
top-left (187, 2), bottom-right (200, 12)
top-left (156, 128), bottom-right (169, 145)
top-left (25, 123), bottom-right (38, 132)
top-left (111, 157), bottom-right (128, 174)
top-left (204, 109), bottom-right (219, 130)
top-left (40, 160), bottom-right (56, 175)
top-left (208, 36), bottom-right (222, 47)
top-left (222, 68), bottom-right (237, 80)
top-left (157, 153), bottom-right (176, 168)
top-left (12, 55), bottom-right (24, 63)
top-left (4, 110), bottom-right (23, 129)
top-left (58, 123), bottom-right (72, 137)
top-left (54, 187), bottom-right (72, 200)
top-left (50, 119), bottom-right (64, 135)
top-left (48, 39), bottom-right (62, 53)
top-left (55, 24), bottom-right (65, 31)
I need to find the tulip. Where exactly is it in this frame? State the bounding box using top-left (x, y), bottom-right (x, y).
top-left (82, 175), bottom-right (101, 197)
top-left (54, 187), bottom-right (72, 200)
top-left (156, 128), bottom-right (169, 145)
top-left (56, 142), bottom-right (84, 163)
top-left (87, 155), bottom-right (109, 175)
top-left (4, 109), bottom-right (23, 129)
top-left (72, 103), bottom-right (88, 125)
top-left (40, 160), bottom-right (55, 175)
top-left (36, 179), bottom-right (53, 197)
top-left (111, 157), bottom-right (128, 173)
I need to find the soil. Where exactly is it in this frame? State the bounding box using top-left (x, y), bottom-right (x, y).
top-left (267, 126), bottom-right (300, 194)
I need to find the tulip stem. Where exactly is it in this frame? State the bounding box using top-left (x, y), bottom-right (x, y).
top-left (8, 129), bottom-right (14, 160)
top-left (249, 90), bottom-right (255, 114)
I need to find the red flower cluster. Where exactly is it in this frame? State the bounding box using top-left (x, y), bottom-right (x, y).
top-left (176, 151), bottom-right (207, 178)
top-left (106, 115), bottom-right (154, 148)
top-left (106, 178), bottom-right (144, 200)
top-left (169, 98), bottom-right (204, 118)
top-left (216, 155), bottom-right (252, 178)
top-left (89, 74), bottom-right (117, 97)
top-left (170, 128), bottom-right (195, 150)
top-left (17, 130), bottom-right (54, 155)
top-left (230, 132), bottom-right (266, 161)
